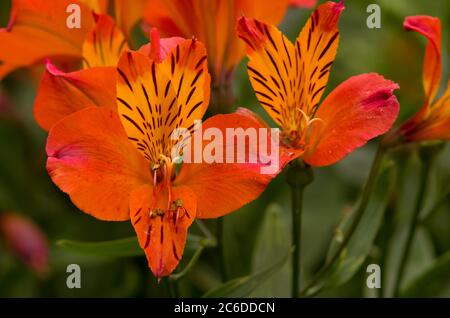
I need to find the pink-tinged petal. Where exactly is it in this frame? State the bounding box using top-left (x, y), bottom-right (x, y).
top-left (137, 29), bottom-right (184, 62)
top-left (130, 185), bottom-right (196, 278)
top-left (290, 0), bottom-right (318, 8)
top-left (0, 213), bottom-right (49, 276)
top-left (0, 0), bottom-right (95, 79)
top-left (304, 73), bottom-right (400, 167)
top-left (175, 109), bottom-right (293, 218)
top-left (404, 16), bottom-right (441, 105)
top-left (46, 107), bottom-right (151, 221)
top-left (34, 62), bottom-right (116, 131)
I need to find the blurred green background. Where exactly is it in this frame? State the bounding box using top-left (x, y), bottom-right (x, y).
top-left (0, 0), bottom-right (449, 297)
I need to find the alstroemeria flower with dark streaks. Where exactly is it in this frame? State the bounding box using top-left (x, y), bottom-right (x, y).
top-left (394, 16), bottom-right (450, 142)
top-left (237, 1), bottom-right (400, 166)
top-left (0, 0), bottom-right (148, 79)
top-left (143, 0), bottom-right (317, 109)
top-left (45, 35), bottom-right (285, 277)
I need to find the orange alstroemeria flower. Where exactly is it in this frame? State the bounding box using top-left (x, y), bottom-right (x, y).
top-left (45, 34), bottom-right (286, 277)
top-left (395, 16), bottom-right (450, 142)
top-left (0, 0), bottom-right (148, 79)
top-left (143, 0), bottom-right (317, 94)
top-left (237, 1), bottom-right (400, 166)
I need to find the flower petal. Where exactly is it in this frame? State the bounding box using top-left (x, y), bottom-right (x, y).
top-left (143, 0), bottom-right (291, 78)
top-left (404, 16), bottom-right (442, 105)
top-left (0, 0), bottom-right (94, 78)
top-left (34, 62), bottom-right (116, 131)
top-left (130, 184), bottom-right (196, 278)
top-left (137, 28), bottom-right (184, 63)
top-left (82, 14), bottom-right (129, 68)
top-left (114, 0), bottom-right (148, 37)
top-left (290, 0), bottom-right (318, 8)
top-left (406, 81), bottom-right (450, 141)
top-left (294, 1), bottom-right (344, 115)
top-left (46, 107), bottom-right (151, 221)
top-left (175, 110), bottom-right (292, 219)
top-left (80, 0), bottom-right (108, 13)
top-left (116, 39), bottom-right (210, 164)
top-left (237, 16), bottom-right (296, 128)
top-left (304, 73), bottom-right (400, 167)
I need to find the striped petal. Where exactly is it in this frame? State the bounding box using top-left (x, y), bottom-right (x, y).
top-left (130, 184), bottom-right (196, 277)
top-left (294, 1), bottom-right (344, 115)
top-left (82, 14), bottom-right (129, 68)
top-left (34, 62), bottom-right (116, 131)
top-left (116, 39), bottom-right (210, 164)
top-left (238, 1), bottom-right (344, 145)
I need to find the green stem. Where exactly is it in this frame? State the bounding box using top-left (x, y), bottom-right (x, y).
top-left (300, 145), bottom-right (386, 297)
top-left (170, 246), bottom-right (206, 282)
top-left (393, 158), bottom-right (432, 297)
top-left (286, 160), bottom-right (313, 298)
top-left (217, 217), bottom-right (227, 282)
top-left (291, 180), bottom-right (304, 298)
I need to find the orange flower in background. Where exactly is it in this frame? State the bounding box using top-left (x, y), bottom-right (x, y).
top-left (45, 34), bottom-right (284, 277)
top-left (33, 13), bottom-right (129, 130)
top-left (237, 1), bottom-right (400, 166)
top-left (0, 0), bottom-right (148, 79)
top-left (395, 16), bottom-right (450, 142)
top-left (143, 0), bottom-right (317, 107)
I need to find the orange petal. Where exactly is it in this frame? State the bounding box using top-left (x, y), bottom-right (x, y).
top-left (237, 1), bottom-right (344, 143)
top-left (114, 0), bottom-right (148, 37)
top-left (175, 109), bottom-right (292, 219)
top-left (304, 73), bottom-right (399, 167)
top-left (137, 28), bottom-right (185, 63)
top-left (34, 62), bottom-right (116, 131)
top-left (0, 0), bottom-right (94, 78)
top-left (143, 0), bottom-right (291, 79)
top-left (46, 107), bottom-right (151, 221)
top-left (80, 0), bottom-right (108, 13)
top-left (82, 14), bottom-right (129, 68)
top-left (237, 16), bottom-right (296, 128)
top-left (116, 39), bottom-right (210, 164)
top-left (404, 16), bottom-right (441, 106)
top-left (294, 1), bottom-right (344, 115)
top-left (130, 184), bottom-right (196, 278)
top-left (406, 81), bottom-right (450, 141)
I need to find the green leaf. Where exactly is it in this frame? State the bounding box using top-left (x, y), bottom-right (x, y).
top-left (202, 247), bottom-right (293, 298)
top-left (250, 204), bottom-right (290, 297)
top-left (326, 159), bottom-right (396, 288)
top-left (306, 158), bottom-right (396, 295)
top-left (57, 234), bottom-right (205, 258)
top-left (401, 251), bottom-right (450, 297)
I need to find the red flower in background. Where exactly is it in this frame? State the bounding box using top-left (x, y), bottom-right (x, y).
top-left (395, 16), bottom-right (450, 142)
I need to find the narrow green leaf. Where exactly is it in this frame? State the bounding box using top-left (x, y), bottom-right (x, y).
top-left (57, 234), bottom-right (204, 258)
top-left (401, 251), bottom-right (450, 297)
top-left (325, 159), bottom-right (396, 289)
top-left (202, 247), bottom-right (293, 298)
top-left (250, 204), bottom-right (290, 297)
top-left (305, 158), bottom-right (396, 295)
